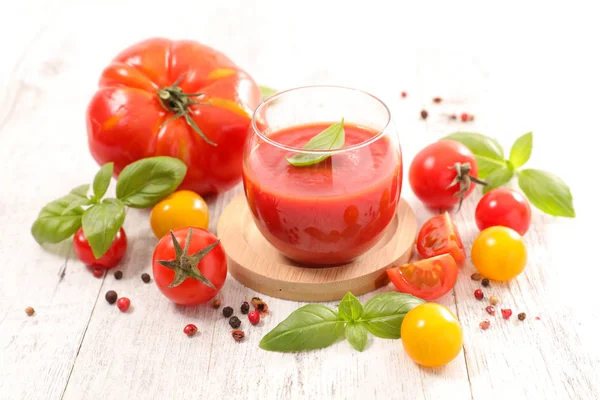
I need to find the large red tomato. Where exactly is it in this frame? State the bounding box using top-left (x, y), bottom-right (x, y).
top-left (86, 38), bottom-right (262, 195)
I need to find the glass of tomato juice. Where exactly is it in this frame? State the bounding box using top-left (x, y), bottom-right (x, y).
top-left (242, 86), bottom-right (402, 266)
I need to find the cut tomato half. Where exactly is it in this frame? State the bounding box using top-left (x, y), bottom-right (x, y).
top-left (416, 212), bottom-right (465, 262)
top-left (386, 254), bottom-right (458, 300)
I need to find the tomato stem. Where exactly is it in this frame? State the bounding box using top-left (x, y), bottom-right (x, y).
top-left (447, 162), bottom-right (488, 210)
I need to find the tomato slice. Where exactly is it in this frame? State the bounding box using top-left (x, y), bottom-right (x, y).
top-left (416, 212), bottom-right (465, 262)
top-left (386, 254), bottom-right (458, 300)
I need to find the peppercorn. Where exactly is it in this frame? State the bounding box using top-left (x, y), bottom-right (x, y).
top-left (420, 110), bottom-right (428, 120)
top-left (251, 297), bottom-right (268, 314)
top-left (481, 278), bottom-right (490, 287)
top-left (223, 306), bottom-right (234, 318)
top-left (474, 289), bottom-right (484, 300)
top-left (489, 296), bottom-right (499, 305)
top-left (105, 290), bottom-right (118, 304)
top-left (460, 113), bottom-right (469, 122)
top-left (479, 320), bottom-right (491, 330)
top-left (141, 273), bottom-right (151, 283)
top-left (232, 330), bottom-right (245, 342)
top-left (25, 307), bottom-right (35, 316)
top-left (117, 297), bottom-right (131, 312)
top-left (518, 312), bottom-right (526, 321)
top-left (471, 273), bottom-right (482, 281)
top-left (501, 309), bottom-right (512, 319)
top-left (248, 310), bottom-right (260, 325)
top-left (240, 301), bottom-right (250, 314)
top-left (92, 267), bottom-right (104, 278)
top-left (485, 305), bottom-right (495, 316)
top-left (229, 316), bottom-right (241, 329)
top-left (433, 97), bottom-right (442, 103)
top-left (183, 324), bottom-right (198, 336)
top-left (114, 270), bottom-right (123, 280)
top-left (449, 114), bottom-right (457, 120)
top-left (401, 91), bottom-right (407, 98)
top-left (212, 299), bottom-right (222, 309)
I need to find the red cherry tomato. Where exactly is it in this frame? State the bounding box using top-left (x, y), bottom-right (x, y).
top-left (416, 212), bottom-right (465, 262)
top-left (73, 227), bottom-right (127, 268)
top-left (152, 227), bottom-right (227, 305)
top-left (475, 188), bottom-right (532, 236)
top-left (409, 140), bottom-right (479, 210)
top-left (387, 254), bottom-right (458, 300)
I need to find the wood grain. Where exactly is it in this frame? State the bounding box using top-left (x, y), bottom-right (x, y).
top-left (218, 195), bottom-right (416, 301)
top-left (0, 0), bottom-right (598, 399)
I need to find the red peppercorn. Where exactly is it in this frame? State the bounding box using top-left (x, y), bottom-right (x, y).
top-left (485, 305), bottom-right (495, 316)
top-left (479, 320), bottom-right (491, 330)
top-left (501, 309), bottom-right (513, 319)
top-left (401, 91), bottom-right (407, 98)
top-left (433, 97), bottom-right (442, 103)
top-left (420, 110), bottom-right (428, 120)
top-left (232, 330), bottom-right (245, 342)
top-left (474, 289), bottom-right (484, 300)
top-left (117, 297), bottom-right (130, 312)
top-left (92, 267), bottom-right (104, 278)
top-left (460, 113), bottom-right (469, 122)
top-left (183, 324), bottom-right (198, 336)
top-left (535, 316), bottom-right (541, 320)
top-left (248, 310), bottom-right (260, 325)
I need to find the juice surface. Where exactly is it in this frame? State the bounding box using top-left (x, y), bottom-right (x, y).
top-left (243, 123), bottom-right (402, 265)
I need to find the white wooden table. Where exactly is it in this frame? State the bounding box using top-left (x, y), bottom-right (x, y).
top-left (1, 1), bottom-right (598, 399)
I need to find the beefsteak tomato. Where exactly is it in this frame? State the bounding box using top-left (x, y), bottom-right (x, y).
top-left (86, 38), bottom-right (262, 195)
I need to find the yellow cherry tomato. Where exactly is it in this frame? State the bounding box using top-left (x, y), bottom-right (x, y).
top-left (150, 190), bottom-right (209, 239)
top-left (471, 226), bottom-right (527, 281)
top-left (401, 303), bottom-right (463, 367)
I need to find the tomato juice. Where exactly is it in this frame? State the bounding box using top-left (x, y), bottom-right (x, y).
top-left (242, 122), bottom-right (402, 265)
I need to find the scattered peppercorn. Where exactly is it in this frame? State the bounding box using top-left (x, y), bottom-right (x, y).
top-left (212, 299), bottom-right (222, 309)
top-left (25, 307), bottom-right (35, 316)
top-left (240, 301), bottom-right (250, 314)
top-left (535, 316), bottom-right (541, 320)
top-left (489, 296), bottom-right (499, 305)
top-left (469, 115), bottom-right (475, 121)
top-left (223, 306), bottom-right (234, 318)
top-left (251, 297), bottom-right (269, 314)
top-left (485, 305), bottom-right (496, 316)
top-left (117, 297), bottom-right (131, 312)
top-left (105, 290), bottom-right (118, 304)
top-left (474, 289), bottom-right (484, 300)
top-left (114, 270), bottom-right (123, 280)
top-left (433, 97), bottom-right (442, 103)
top-left (449, 114), bottom-right (457, 120)
top-left (232, 330), bottom-right (245, 342)
top-left (518, 312), bottom-right (526, 321)
top-left (471, 273), bottom-right (482, 281)
top-left (479, 320), bottom-right (491, 330)
top-left (248, 310), bottom-right (260, 325)
top-left (501, 309), bottom-right (512, 319)
top-left (183, 324), bottom-right (198, 336)
top-left (141, 273), bottom-right (151, 283)
top-left (92, 267), bottom-right (104, 278)
top-left (460, 113), bottom-right (469, 122)
top-left (420, 110), bottom-right (428, 120)
top-left (481, 278), bottom-right (490, 287)
top-left (401, 91), bottom-right (407, 98)
top-left (229, 316), bottom-right (241, 329)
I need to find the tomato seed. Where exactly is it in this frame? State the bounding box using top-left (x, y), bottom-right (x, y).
top-left (183, 324), bottom-right (198, 336)
top-left (232, 330), bottom-right (245, 342)
top-left (420, 110), bottom-right (429, 120)
top-left (117, 297), bottom-right (130, 312)
top-left (474, 289), bottom-right (484, 300)
top-left (105, 290), bottom-right (118, 304)
top-left (241, 301), bottom-right (250, 315)
top-left (489, 296), bottom-right (499, 305)
top-left (229, 316), bottom-right (241, 329)
top-left (141, 273), bottom-right (151, 283)
top-left (481, 278), bottom-right (490, 287)
top-left (518, 312), bottom-right (527, 321)
top-left (212, 299), bottom-right (222, 309)
top-left (485, 305), bottom-right (495, 316)
top-left (479, 320), bottom-right (491, 330)
top-left (25, 307), bottom-right (35, 316)
top-left (501, 309), bottom-right (512, 319)
top-left (114, 270), bottom-right (123, 280)
top-left (223, 306), bottom-right (233, 318)
top-left (471, 273), bottom-right (482, 281)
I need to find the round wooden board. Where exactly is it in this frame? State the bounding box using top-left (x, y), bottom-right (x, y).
top-left (217, 194), bottom-right (417, 302)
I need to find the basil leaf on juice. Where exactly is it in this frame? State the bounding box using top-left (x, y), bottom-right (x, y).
top-left (338, 291), bottom-right (364, 322)
top-left (360, 292), bottom-right (425, 339)
top-left (518, 168), bottom-right (575, 217)
top-left (345, 322), bottom-right (368, 352)
top-left (259, 85), bottom-right (278, 100)
top-left (82, 198), bottom-right (126, 258)
top-left (116, 156), bottom-right (187, 208)
top-left (509, 132), bottom-right (533, 169)
top-left (92, 162), bottom-right (114, 200)
top-left (259, 304), bottom-right (345, 352)
top-left (286, 118), bottom-right (345, 167)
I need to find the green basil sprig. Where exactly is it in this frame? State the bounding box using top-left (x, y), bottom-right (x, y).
top-left (259, 292), bottom-right (424, 353)
top-left (441, 131), bottom-right (575, 217)
top-left (31, 157), bottom-right (187, 257)
top-left (286, 118), bottom-right (346, 167)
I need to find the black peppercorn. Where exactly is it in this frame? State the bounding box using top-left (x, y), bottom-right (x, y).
top-left (229, 316), bottom-right (241, 329)
top-left (223, 306), bottom-right (234, 318)
top-left (518, 312), bottom-right (527, 321)
top-left (481, 278), bottom-right (490, 287)
top-left (105, 290), bottom-right (118, 304)
top-left (141, 273), bottom-right (151, 283)
top-left (114, 271), bottom-right (123, 280)
top-left (241, 301), bottom-right (250, 314)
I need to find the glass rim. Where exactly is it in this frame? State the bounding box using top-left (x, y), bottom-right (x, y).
top-left (251, 85), bottom-right (392, 155)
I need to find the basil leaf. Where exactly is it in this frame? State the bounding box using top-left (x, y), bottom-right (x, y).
top-left (286, 119), bottom-right (345, 167)
top-left (82, 199), bottom-right (126, 258)
top-left (482, 163), bottom-right (514, 193)
top-left (116, 156), bottom-right (187, 208)
top-left (345, 322), bottom-right (368, 352)
top-left (518, 169), bottom-right (575, 218)
top-left (259, 85), bottom-right (277, 100)
top-left (441, 132), bottom-right (504, 160)
top-left (509, 132), bottom-right (533, 169)
top-left (259, 304), bottom-right (345, 352)
top-left (338, 292), bottom-right (363, 322)
top-left (474, 155), bottom-right (507, 179)
top-left (360, 292), bottom-right (425, 339)
top-left (92, 162), bottom-right (113, 200)
top-left (62, 197), bottom-right (93, 215)
top-left (31, 185), bottom-right (90, 244)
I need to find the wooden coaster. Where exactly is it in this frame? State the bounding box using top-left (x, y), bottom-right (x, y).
top-left (217, 194), bottom-right (417, 302)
